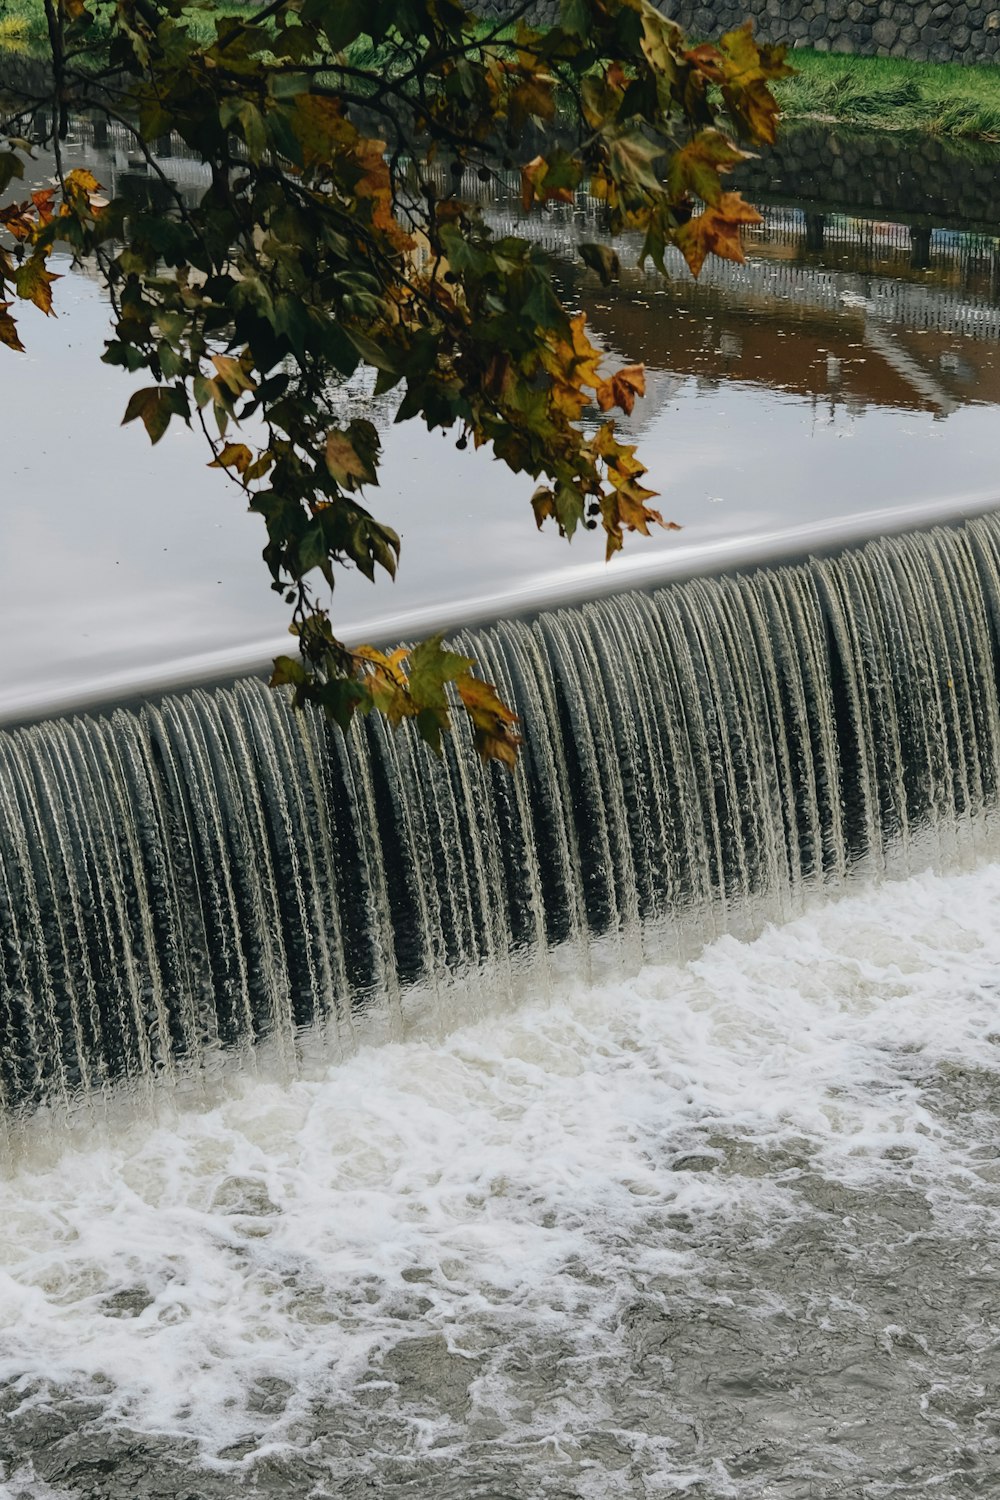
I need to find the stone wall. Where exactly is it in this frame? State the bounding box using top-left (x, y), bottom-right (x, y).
top-left (666, 1), bottom-right (1000, 63)
top-left (732, 124), bottom-right (1000, 227)
top-left (478, 1), bottom-right (1000, 65)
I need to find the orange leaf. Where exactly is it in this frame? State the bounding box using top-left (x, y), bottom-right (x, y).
top-left (675, 192), bottom-right (762, 278)
top-left (596, 363), bottom-right (645, 416)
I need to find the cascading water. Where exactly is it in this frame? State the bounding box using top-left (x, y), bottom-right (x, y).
top-left (3, 511), bottom-right (1000, 1122)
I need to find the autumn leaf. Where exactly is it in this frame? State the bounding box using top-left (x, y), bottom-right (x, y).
top-left (354, 135), bottom-right (411, 249)
top-left (30, 188), bottom-right (55, 224)
top-left (0, 201), bottom-right (36, 242)
top-left (638, 4), bottom-right (683, 82)
top-left (674, 191), bottom-right (762, 277)
top-left (122, 385), bottom-right (190, 444)
top-left (457, 673), bottom-right (522, 770)
top-left (62, 168), bottom-right (101, 196)
top-left (566, 312), bottom-right (605, 390)
top-left (290, 93), bottom-right (351, 166)
top-left (208, 441), bottom-right (253, 474)
top-left (531, 481), bottom-right (584, 540)
top-left (521, 154), bottom-right (546, 213)
top-left (718, 22), bottom-right (792, 146)
top-left (667, 129), bottom-right (748, 207)
top-left (326, 429), bottom-right (372, 488)
top-left (608, 130), bottom-right (664, 195)
top-left (408, 634), bottom-right (474, 712)
top-left (211, 354), bottom-right (256, 396)
top-left (355, 643), bottom-right (414, 727)
top-left (0, 302), bottom-right (24, 352)
top-left (14, 254), bottom-right (60, 315)
top-left (596, 363), bottom-right (646, 417)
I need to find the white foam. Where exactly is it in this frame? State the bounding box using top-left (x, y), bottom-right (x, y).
top-left (2, 862), bottom-right (1000, 1493)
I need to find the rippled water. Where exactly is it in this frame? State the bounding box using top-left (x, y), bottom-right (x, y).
top-left (2, 861), bottom-right (1000, 1497)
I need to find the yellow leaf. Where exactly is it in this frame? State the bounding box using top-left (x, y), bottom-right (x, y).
top-left (549, 380), bottom-right (588, 421)
top-left (208, 441), bottom-right (253, 474)
top-left (14, 254), bottom-right (60, 315)
top-left (63, 168), bottom-right (101, 195)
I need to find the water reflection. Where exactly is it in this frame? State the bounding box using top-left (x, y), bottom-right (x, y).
top-left (4, 118), bottom-right (1000, 718)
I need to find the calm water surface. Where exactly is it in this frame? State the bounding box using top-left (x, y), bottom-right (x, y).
top-left (5, 125), bottom-right (1000, 717)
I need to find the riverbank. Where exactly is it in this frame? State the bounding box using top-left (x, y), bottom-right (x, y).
top-left (776, 49), bottom-right (1000, 140)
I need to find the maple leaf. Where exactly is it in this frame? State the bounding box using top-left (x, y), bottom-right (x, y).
top-left (326, 429), bottom-right (371, 487)
top-left (674, 192), bottom-right (762, 278)
top-left (290, 94), bottom-right (352, 166)
top-left (355, 136), bottom-right (411, 249)
top-left (521, 154), bottom-right (547, 213)
top-left (638, 4), bottom-right (683, 80)
top-left (208, 441), bottom-right (253, 474)
top-left (211, 354), bottom-right (256, 395)
top-left (62, 168), bottom-right (101, 196)
top-left (122, 385), bottom-right (190, 444)
top-left (667, 129), bottom-right (747, 207)
top-left (408, 634), bottom-right (474, 712)
top-left (566, 312), bottom-right (604, 390)
top-left (14, 254), bottom-right (60, 315)
top-left (549, 380), bottom-right (589, 421)
top-left (31, 188), bottom-right (56, 225)
top-left (0, 301), bottom-right (24, 352)
top-left (457, 673), bottom-right (522, 771)
top-left (596, 364), bottom-right (646, 417)
top-left (717, 22), bottom-right (792, 146)
top-left (0, 201), bottom-right (36, 242)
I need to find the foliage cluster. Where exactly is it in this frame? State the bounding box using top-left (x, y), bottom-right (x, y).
top-left (1, 0), bottom-right (788, 763)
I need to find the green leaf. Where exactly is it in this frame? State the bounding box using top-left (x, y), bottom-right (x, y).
top-left (121, 385), bottom-right (189, 444)
top-left (408, 634), bottom-right (474, 711)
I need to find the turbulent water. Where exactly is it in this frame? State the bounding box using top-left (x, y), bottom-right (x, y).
top-left (4, 511), bottom-right (1000, 1495)
top-left (2, 863), bottom-right (1000, 1498)
top-left (4, 512), bottom-right (1000, 1118)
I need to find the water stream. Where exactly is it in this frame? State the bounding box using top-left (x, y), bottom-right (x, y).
top-left (4, 510), bottom-right (1000, 1124)
top-left (4, 113), bottom-right (1000, 1500)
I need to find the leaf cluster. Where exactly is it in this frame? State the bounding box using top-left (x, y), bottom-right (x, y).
top-left (0, 0), bottom-right (790, 765)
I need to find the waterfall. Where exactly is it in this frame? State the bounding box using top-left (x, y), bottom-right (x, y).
top-left (3, 511), bottom-right (1000, 1119)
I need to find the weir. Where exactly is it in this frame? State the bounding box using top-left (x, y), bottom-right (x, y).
top-left (3, 509), bottom-right (1000, 1120)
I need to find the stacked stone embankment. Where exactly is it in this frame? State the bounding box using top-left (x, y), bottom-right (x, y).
top-left (733, 125), bottom-right (1000, 226)
top-left (478, 1), bottom-right (1000, 65)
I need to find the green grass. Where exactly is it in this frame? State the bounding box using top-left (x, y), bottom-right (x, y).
top-left (777, 50), bottom-right (1000, 140)
top-left (0, 0), bottom-right (251, 53)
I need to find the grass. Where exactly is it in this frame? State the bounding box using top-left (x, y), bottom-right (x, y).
top-left (0, 0), bottom-right (250, 53)
top-left (776, 50), bottom-right (1000, 140)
